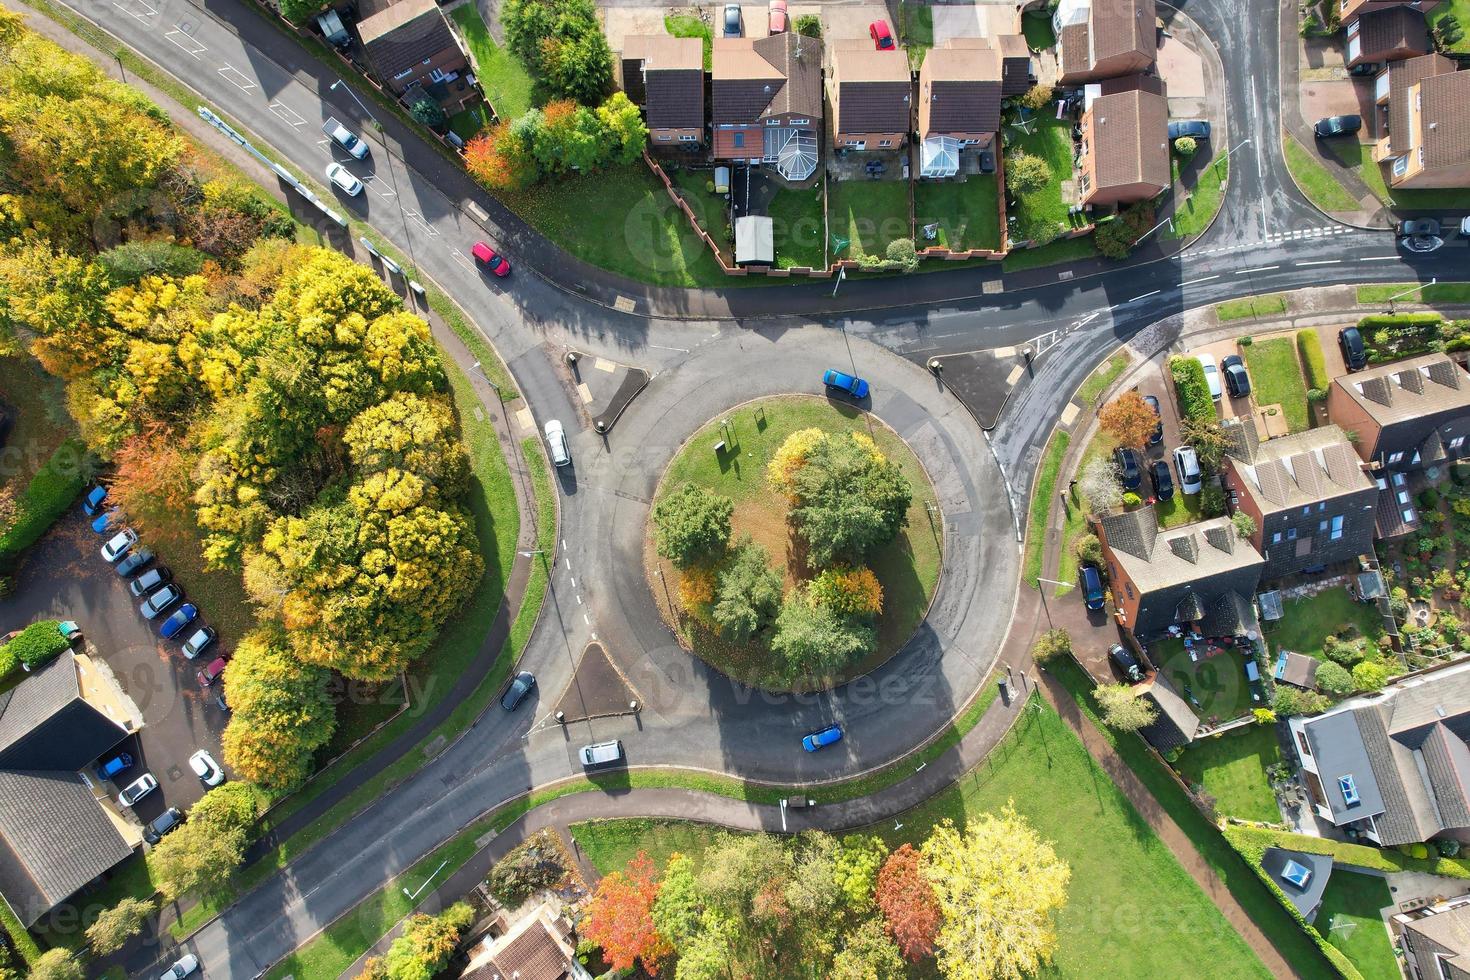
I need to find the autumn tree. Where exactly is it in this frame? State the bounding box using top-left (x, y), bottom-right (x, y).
top-left (651, 852), bottom-right (703, 946)
top-left (712, 538), bottom-right (783, 642)
top-left (810, 567), bottom-right (883, 617)
top-left (832, 917), bottom-right (906, 980)
top-left (464, 119), bottom-right (538, 191)
top-left (191, 782), bottom-right (260, 835)
top-left (109, 421), bottom-right (195, 542)
top-left (771, 586), bottom-right (876, 680)
top-left (501, 0), bottom-right (611, 103)
top-left (767, 427), bottom-right (826, 497)
top-left (85, 896), bottom-right (154, 955)
top-left (920, 807), bottom-right (1071, 980)
top-left (833, 834), bottom-right (888, 911)
top-left (1099, 390), bottom-right (1157, 450)
top-left (597, 91), bottom-right (648, 164)
top-left (1004, 152), bottom-right (1050, 195)
top-left (875, 843), bottom-right (941, 962)
top-left (1094, 683), bottom-right (1158, 732)
top-left (584, 852), bottom-right (672, 973)
top-left (788, 432), bottom-right (912, 566)
top-left (532, 100), bottom-right (603, 173)
top-left (148, 812), bottom-right (249, 904)
top-left (654, 482), bottom-right (733, 567)
top-left (1077, 455), bottom-right (1123, 514)
top-left (27, 950), bottom-right (83, 980)
top-left (381, 903), bottom-right (475, 980)
top-left (220, 628), bottom-right (336, 791)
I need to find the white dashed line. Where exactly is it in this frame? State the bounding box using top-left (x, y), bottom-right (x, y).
top-left (113, 0), bottom-right (157, 22)
top-left (163, 27), bottom-right (206, 58)
top-left (1180, 276), bottom-right (1219, 287)
top-left (1237, 266), bottom-right (1279, 274)
top-left (363, 174), bottom-right (396, 199)
top-left (1360, 255), bottom-right (1398, 261)
top-left (1297, 259), bottom-right (1341, 266)
top-left (1128, 290), bottom-right (1160, 303)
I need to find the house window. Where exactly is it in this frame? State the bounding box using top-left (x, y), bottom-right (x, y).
top-left (766, 119), bottom-right (779, 126)
top-left (1319, 502), bottom-right (1327, 512)
top-left (678, 134), bottom-right (697, 142)
top-left (733, 133), bottom-right (745, 148)
top-left (790, 118), bottom-right (810, 126)
top-left (658, 134), bottom-right (672, 141)
top-left (1125, 583), bottom-right (1134, 599)
top-left (1272, 531), bottom-right (1283, 544)
top-left (394, 68), bottom-right (416, 81)
top-left (1451, 436), bottom-right (1466, 451)
top-left (1302, 506), bottom-right (1311, 516)
top-left (1330, 515), bottom-right (1344, 540)
top-left (879, 139), bottom-right (891, 147)
top-left (1319, 520), bottom-right (1328, 534)
top-left (1287, 527), bottom-right (1298, 541)
top-left (1393, 155), bottom-right (1409, 177)
top-left (1346, 17), bottom-right (1360, 35)
top-left (1297, 731), bottom-right (1312, 757)
top-left (1388, 451), bottom-right (1405, 464)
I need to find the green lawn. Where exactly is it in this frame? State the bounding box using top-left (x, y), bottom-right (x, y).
top-left (1316, 871), bottom-right (1398, 980)
top-left (1169, 155), bottom-right (1228, 239)
top-left (1282, 134), bottom-right (1360, 212)
top-left (1429, 0), bottom-right (1470, 51)
top-left (767, 185), bottom-right (826, 269)
top-left (1266, 588), bottom-right (1385, 662)
top-left (827, 179), bottom-right (912, 258)
top-left (1077, 351), bottom-right (1131, 406)
top-left (1024, 429), bottom-right (1071, 583)
top-left (665, 13), bottom-right (714, 71)
top-left (449, 6), bottom-right (534, 120)
top-left (1005, 115), bottom-right (1077, 246)
top-left (574, 819), bottom-right (728, 875)
top-left (1152, 638), bottom-right (1258, 725)
top-left (670, 167), bottom-right (731, 247)
top-left (1328, 140), bottom-right (1470, 209)
top-left (1155, 490), bottom-right (1205, 528)
top-left (1357, 282), bottom-right (1470, 305)
top-left (1242, 337), bottom-right (1310, 432)
top-left (900, 3), bottom-right (933, 69)
top-left (1022, 10), bottom-right (1057, 50)
top-left (1003, 234), bottom-right (1099, 272)
top-left (1217, 294), bottom-right (1289, 322)
top-left (448, 103), bottom-right (492, 142)
top-left (1175, 725), bottom-right (1282, 822)
top-left (914, 176), bottom-right (1002, 251)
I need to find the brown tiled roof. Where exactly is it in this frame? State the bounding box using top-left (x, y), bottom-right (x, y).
top-left (1230, 425), bottom-right (1374, 514)
top-left (624, 35), bottom-right (705, 131)
top-left (996, 34), bottom-right (1034, 96)
top-left (357, 0), bottom-right (460, 80)
top-left (1333, 352), bottom-right (1470, 426)
top-left (1088, 88), bottom-right (1170, 193)
top-left (1098, 73), bottom-right (1166, 97)
top-left (711, 32), bottom-right (823, 124)
top-left (832, 43), bottom-right (912, 134)
top-left (1418, 67), bottom-right (1470, 173)
top-left (1355, 7), bottom-right (1428, 60)
top-left (1387, 53), bottom-right (1456, 155)
top-left (1093, 0), bottom-right (1156, 65)
top-left (1060, 22), bottom-right (1091, 76)
top-left (918, 40), bottom-right (1001, 136)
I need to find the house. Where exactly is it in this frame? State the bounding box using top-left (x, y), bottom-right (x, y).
top-left (1371, 54), bottom-right (1470, 189)
top-left (1339, 0), bottom-right (1440, 30)
top-left (0, 652), bottom-right (142, 927)
top-left (1261, 849), bottom-right (1333, 922)
top-left (1077, 77), bottom-right (1171, 207)
top-left (621, 35), bottom-right (706, 146)
top-left (711, 32), bottom-right (824, 182)
top-left (1054, 0), bottom-right (1157, 85)
top-left (997, 34), bottom-right (1037, 97)
top-left (829, 40), bottom-right (912, 151)
top-left (357, 0), bottom-right (471, 101)
top-left (915, 38), bottom-right (1002, 178)
top-left (1288, 659), bottom-right (1470, 847)
top-left (461, 901), bottom-right (593, 980)
top-left (1328, 353), bottom-right (1470, 472)
top-left (1218, 420), bottom-right (1378, 579)
top-left (1396, 894), bottom-right (1470, 980)
top-left (1096, 508), bottom-right (1266, 642)
top-left (1345, 7), bottom-right (1428, 68)
top-left (1138, 674), bottom-right (1200, 751)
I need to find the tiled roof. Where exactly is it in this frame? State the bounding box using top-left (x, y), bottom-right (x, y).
top-left (0, 654), bottom-right (126, 772)
top-left (1228, 425), bottom-right (1373, 513)
top-left (1418, 68), bottom-right (1470, 174)
top-left (1355, 6), bottom-right (1428, 60)
top-left (1386, 54), bottom-right (1457, 155)
top-left (623, 35), bottom-right (705, 132)
top-left (832, 43), bottom-right (911, 134)
top-left (357, 0), bottom-right (460, 83)
top-left (1088, 89), bottom-right (1170, 193)
top-left (917, 39), bottom-right (1002, 136)
top-left (1199, 590), bottom-right (1259, 638)
top-left (996, 34), bottom-right (1033, 96)
top-left (1091, 0), bottom-right (1156, 66)
top-left (1277, 650), bottom-right (1319, 689)
top-left (1139, 674), bottom-right (1199, 751)
top-left (1060, 22), bottom-right (1091, 76)
top-left (1403, 902), bottom-right (1470, 974)
top-left (1333, 353), bottom-right (1470, 427)
top-left (622, 33), bottom-right (703, 71)
top-left (711, 32), bottom-right (823, 124)
top-left (1099, 511), bottom-right (1263, 593)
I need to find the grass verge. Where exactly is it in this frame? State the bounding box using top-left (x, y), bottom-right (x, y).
top-left (1023, 429), bottom-right (1070, 585)
top-left (1169, 155), bottom-right (1228, 239)
top-left (1002, 235), bottom-right (1099, 273)
top-left (1356, 282), bottom-right (1470, 305)
top-left (1282, 134), bottom-right (1360, 212)
top-left (1217, 294), bottom-right (1289, 321)
top-left (1328, 140), bottom-right (1470, 210)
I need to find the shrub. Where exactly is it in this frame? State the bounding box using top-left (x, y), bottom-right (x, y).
top-left (97, 241), bottom-right (208, 284)
top-left (1440, 839), bottom-right (1462, 858)
top-left (1173, 136), bottom-right (1197, 158)
top-left (810, 566), bottom-right (883, 617)
top-left (1005, 152), bottom-right (1051, 195)
top-left (1122, 491), bottom-right (1141, 507)
top-left (0, 644), bottom-right (14, 678)
top-left (409, 97), bottom-right (448, 132)
top-left (1168, 356), bottom-right (1214, 422)
top-left (1296, 330), bottom-right (1330, 390)
top-left (1018, 83), bottom-right (1052, 111)
top-left (0, 440), bottom-right (88, 572)
top-left (1033, 628), bottom-right (1071, 662)
top-left (1315, 660), bottom-right (1353, 696)
top-left (487, 832), bottom-right (567, 908)
top-left (654, 482), bottom-right (733, 568)
top-left (885, 237), bottom-right (918, 272)
top-left (1231, 512), bottom-right (1257, 538)
top-left (3, 621), bottom-right (67, 670)
top-left (278, 0), bottom-right (320, 24)
top-left (1239, 335), bottom-right (1254, 347)
top-left (1200, 484), bottom-right (1226, 518)
top-left (1094, 204), bottom-right (1155, 260)
top-left (1352, 658), bottom-right (1391, 692)
top-left (1074, 533), bottom-right (1103, 567)
top-left (1322, 635), bottom-right (1367, 666)
top-left (795, 13), bottom-right (821, 36)
top-left (1273, 684), bottom-right (1329, 717)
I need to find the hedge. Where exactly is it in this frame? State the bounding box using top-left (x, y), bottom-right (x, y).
top-left (1296, 330), bottom-right (1330, 391)
top-left (2, 621), bottom-right (67, 670)
top-left (1168, 356), bottom-right (1216, 421)
top-left (1357, 312), bottom-right (1447, 364)
top-left (1224, 823), bottom-right (1470, 879)
top-left (1357, 312), bottom-right (1443, 331)
top-left (0, 439), bottom-right (87, 572)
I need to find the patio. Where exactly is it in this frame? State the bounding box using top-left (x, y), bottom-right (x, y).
top-left (1149, 636), bottom-right (1258, 725)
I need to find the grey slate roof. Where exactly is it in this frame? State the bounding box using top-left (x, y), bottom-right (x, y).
top-left (0, 654), bottom-right (126, 772)
top-left (1199, 590), bottom-right (1259, 638)
top-left (1261, 848), bottom-right (1333, 922)
top-left (1226, 425), bottom-right (1373, 513)
top-left (1139, 674), bottom-right (1200, 751)
top-left (1403, 902), bottom-right (1470, 979)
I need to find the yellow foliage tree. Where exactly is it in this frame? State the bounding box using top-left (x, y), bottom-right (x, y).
top-left (767, 427), bottom-right (827, 498)
top-left (678, 564), bottom-right (716, 610)
top-left (810, 566), bottom-right (883, 616)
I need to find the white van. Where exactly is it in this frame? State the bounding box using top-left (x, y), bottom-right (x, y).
top-left (579, 740), bottom-right (623, 767)
top-left (544, 419), bottom-right (570, 467)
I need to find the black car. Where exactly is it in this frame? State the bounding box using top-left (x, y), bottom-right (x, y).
top-left (1167, 120), bottom-right (1210, 141)
top-left (1114, 446), bottom-right (1142, 491)
top-left (1109, 644), bottom-right (1144, 683)
top-left (1313, 114), bottom-right (1362, 138)
top-left (1142, 394), bottom-right (1164, 446)
top-left (501, 670), bottom-right (537, 711)
top-left (1339, 327), bottom-right (1367, 371)
top-left (144, 807), bottom-right (183, 845)
top-left (1222, 354), bottom-right (1251, 397)
top-left (1398, 218), bottom-right (1442, 238)
top-left (1150, 459), bottom-right (1174, 500)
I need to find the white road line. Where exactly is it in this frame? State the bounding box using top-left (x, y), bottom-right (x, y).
top-left (163, 28), bottom-right (207, 59)
top-left (1078, 311), bottom-right (1101, 327)
top-left (575, 594), bottom-right (582, 606)
top-left (113, 0), bottom-right (157, 22)
top-left (1360, 255), bottom-right (1398, 261)
top-left (1128, 290), bottom-right (1160, 303)
top-left (450, 249), bottom-right (472, 268)
top-left (363, 174), bottom-right (396, 200)
top-left (583, 613), bottom-right (590, 625)
top-left (268, 102), bottom-right (307, 127)
top-left (564, 557), bottom-right (572, 570)
top-left (1297, 259), bottom-right (1341, 266)
top-left (217, 64), bottom-right (256, 93)
top-left (1180, 276), bottom-right (1219, 287)
top-left (1237, 266), bottom-right (1279, 274)
top-left (403, 210), bottom-right (441, 238)
top-left (569, 577), bottom-right (576, 588)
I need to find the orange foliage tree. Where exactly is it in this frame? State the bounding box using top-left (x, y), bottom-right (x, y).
top-left (874, 843), bottom-right (941, 962)
top-left (109, 420), bottom-right (195, 540)
top-left (1098, 390), bottom-right (1158, 450)
top-left (582, 851), bottom-right (671, 975)
top-left (464, 122), bottom-right (537, 192)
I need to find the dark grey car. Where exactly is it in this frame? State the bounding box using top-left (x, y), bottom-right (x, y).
top-left (1313, 114), bottom-right (1362, 138)
top-left (501, 670), bottom-right (536, 711)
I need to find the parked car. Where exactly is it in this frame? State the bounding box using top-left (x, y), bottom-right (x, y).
top-left (501, 671), bottom-right (536, 711)
top-left (1400, 234), bottom-right (1444, 254)
top-left (189, 750), bottom-right (225, 787)
top-left (197, 656), bottom-right (227, 687)
top-left (181, 626), bottom-right (217, 660)
top-left (140, 583), bottom-right (183, 619)
top-left (115, 547), bottom-right (154, 577)
top-left (1339, 326), bottom-right (1367, 371)
top-left (325, 162), bottom-right (364, 197)
top-left (869, 19), bottom-right (895, 49)
top-left (100, 528), bottom-right (138, 563)
top-left (328, 122), bottom-right (370, 159)
top-left (1313, 114), bottom-right (1362, 138)
top-left (471, 241), bottom-right (511, 277)
top-left (822, 368), bottom-right (869, 399)
top-left (1196, 354), bottom-right (1222, 400)
top-left (579, 739), bottom-right (625, 767)
top-left (1150, 459), bottom-right (1174, 500)
top-left (95, 752), bottom-right (133, 781)
top-left (1221, 354), bottom-right (1250, 397)
top-left (1079, 565), bottom-right (1105, 611)
top-left (82, 485), bottom-right (108, 516)
top-left (768, 0), bottom-right (787, 33)
top-left (1174, 446), bottom-right (1203, 495)
top-left (144, 807), bottom-right (183, 845)
top-left (1142, 394), bottom-right (1163, 445)
top-left (159, 954), bottom-right (199, 980)
top-left (544, 419), bottom-right (570, 467)
top-left (1109, 644), bottom-right (1143, 683)
top-left (1398, 218), bottom-right (1441, 238)
top-left (91, 508), bottom-right (122, 533)
top-left (722, 3), bottom-right (742, 37)
top-left (802, 724), bottom-right (844, 751)
top-left (129, 566), bottom-right (172, 598)
top-left (1167, 119), bottom-right (1210, 141)
top-left (159, 604), bottom-right (199, 640)
top-left (1113, 446), bottom-right (1141, 491)
top-left (118, 772), bottom-right (158, 807)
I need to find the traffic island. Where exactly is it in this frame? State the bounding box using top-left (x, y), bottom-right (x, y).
top-left (552, 642), bottom-right (640, 724)
top-left (564, 351), bottom-right (650, 433)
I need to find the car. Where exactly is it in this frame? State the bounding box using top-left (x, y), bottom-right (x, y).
top-left (1313, 114), bottom-right (1362, 138)
top-left (544, 419), bottom-right (570, 467)
top-left (1142, 394), bottom-right (1163, 445)
top-left (501, 670), bottom-right (536, 711)
top-left (82, 485), bottom-right (108, 515)
top-left (1174, 446), bottom-right (1203, 495)
top-left (159, 604), bottom-right (199, 640)
top-left (115, 547), bottom-right (154, 577)
top-left (189, 750), bottom-right (225, 787)
top-left (118, 772), bottom-right (158, 807)
top-left (1167, 119), bottom-right (1210, 141)
top-left (95, 752), bottom-right (133, 781)
top-left (91, 508), bottom-right (122, 533)
top-left (1339, 327), bottom-right (1367, 371)
top-left (325, 161), bottom-right (364, 196)
top-left (579, 739), bottom-right (625, 767)
top-left (1113, 446), bottom-right (1141, 491)
top-left (1079, 565), bottom-right (1105, 611)
top-left (1400, 234), bottom-right (1444, 254)
top-left (197, 656), bottom-right (227, 687)
top-left (1196, 353), bottom-right (1222, 400)
top-left (129, 566), bottom-right (173, 598)
top-left (768, 0), bottom-right (787, 33)
top-left (471, 241), bottom-right (511, 277)
top-left (1462, 216), bottom-right (1470, 237)
top-left (159, 954), bottom-right (199, 980)
top-left (1221, 354), bottom-right (1250, 397)
top-left (140, 583), bottom-right (183, 619)
top-left (822, 368), bottom-right (870, 399)
top-left (181, 626), bottom-right (217, 660)
top-left (1398, 218), bottom-right (1441, 238)
top-left (100, 528), bottom-right (138, 563)
top-left (722, 3), bottom-right (742, 37)
top-left (869, 19), bottom-right (895, 49)
top-left (328, 123), bottom-right (370, 159)
top-left (144, 807), bottom-right (184, 845)
top-left (1150, 459), bottom-right (1174, 500)
top-left (802, 724), bottom-right (844, 751)
top-left (1109, 644), bottom-right (1143, 683)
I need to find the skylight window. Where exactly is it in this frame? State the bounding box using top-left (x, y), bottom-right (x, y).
top-left (1340, 774), bottom-right (1361, 807)
top-left (1282, 860), bottom-right (1313, 890)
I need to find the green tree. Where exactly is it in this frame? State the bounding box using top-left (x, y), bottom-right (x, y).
top-left (1232, 511), bottom-right (1257, 538)
top-left (1352, 658), bottom-right (1391, 692)
top-left (771, 586), bottom-right (875, 680)
top-left (795, 13), bottom-right (822, 36)
top-left (1018, 83), bottom-right (1052, 111)
top-left (654, 482), bottom-right (733, 567)
top-left (712, 538), bottom-right (783, 641)
top-left (651, 852), bottom-right (703, 946)
top-left (147, 814), bottom-right (248, 904)
top-left (833, 834), bottom-right (888, 911)
top-left (1004, 152), bottom-right (1050, 195)
top-left (1315, 660), bottom-right (1354, 695)
top-left (408, 97), bottom-right (447, 131)
top-left (789, 432), bottom-right (912, 566)
top-left (1033, 628), bottom-right (1072, 663)
top-left (501, 0), bottom-right (611, 103)
top-left (381, 903), bottom-right (475, 980)
top-left (596, 91), bottom-right (648, 164)
top-left (85, 896), bottom-right (154, 955)
top-left (190, 782), bottom-right (260, 836)
top-left (1094, 683), bottom-right (1158, 732)
top-left (832, 917), bottom-right (906, 980)
top-left (533, 100), bottom-right (604, 172)
top-left (277, 0), bottom-right (321, 23)
top-left (27, 950), bottom-right (83, 980)
top-left (1180, 415), bottom-right (1232, 471)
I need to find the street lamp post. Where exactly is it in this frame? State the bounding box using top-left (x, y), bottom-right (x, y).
top-left (329, 78), bottom-right (420, 277)
top-left (401, 858), bottom-right (449, 901)
top-left (1034, 576), bottom-right (1076, 630)
top-left (1385, 278), bottom-right (1436, 315)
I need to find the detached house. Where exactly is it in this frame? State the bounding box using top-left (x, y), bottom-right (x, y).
top-left (1054, 0), bottom-right (1157, 85)
top-left (712, 32), bottom-right (824, 182)
top-left (621, 35), bottom-right (706, 147)
top-left (1345, 6), bottom-right (1428, 68)
top-left (915, 38), bottom-right (1002, 178)
top-left (829, 40), bottom-right (912, 151)
top-left (1372, 54), bottom-right (1470, 189)
top-left (357, 0), bottom-right (471, 101)
top-left (1077, 76), bottom-right (1171, 207)
top-left (1219, 420), bottom-right (1378, 580)
top-left (1338, 0), bottom-right (1440, 29)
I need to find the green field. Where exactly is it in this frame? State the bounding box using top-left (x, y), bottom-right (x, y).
top-left (914, 176), bottom-right (1002, 252)
top-left (449, 6), bottom-right (534, 120)
top-left (1282, 135), bottom-right (1359, 212)
top-left (1217, 294), bottom-right (1289, 322)
top-left (1357, 282), bottom-right (1470, 305)
top-left (1005, 115), bottom-right (1077, 245)
top-left (1175, 725), bottom-right (1282, 822)
top-left (1243, 336), bottom-right (1310, 432)
top-left (1316, 871), bottom-right (1398, 980)
top-left (828, 179), bottom-right (912, 258)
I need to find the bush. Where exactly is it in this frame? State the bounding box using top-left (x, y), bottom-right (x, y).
top-left (0, 644), bottom-right (14, 678)
top-left (1200, 484), bottom-right (1226, 518)
top-left (1168, 356), bottom-right (1215, 422)
top-left (278, 0), bottom-right (320, 24)
top-left (1440, 839), bottom-right (1462, 858)
top-left (1231, 512), bottom-right (1257, 538)
top-left (795, 13), bottom-right (821, 36)
top-left (3, 621), bottom-right (67, 670)
top-left (1094, 204), bottom-right (1155, 260)
top-left (487, 832), bottom-right (567, 908)
top-left (97, 241), bottom-right (208, 284)
top-left (1074, 533), bottom-right (1103, 567)
top-left (0, 440), bottom-right (88, 572)
top-left (1239, 335), bottom-right (1253, 347)
top-left (1296, 330), bottom-right (1330, 390)
top-left (1005, 152), bottom-right (1051, 195)
top-left (1315, 660), bottom-right (1353, 696)
top-left (1352, 658), bottom-right (1391, 692)
top-left (1033, 628), bottom-right (1071, 662)
top-left (409, 97), bottom-right (448, 132)
top-left (1018, 83), bottom-right (1052, 112)
top-left (1122, 491), bottom-right (1141, 507)
top-left (810, 566), bottom-right (883, 617)
top-left (885, 237), bottom-right (918, 272)
top-left (1173, 136), bottom-right (1197, 158)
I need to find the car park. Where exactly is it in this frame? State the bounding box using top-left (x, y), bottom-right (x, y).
top-left (144, 807), bottom-right (183, 845)
top-left (82, 485), bottom-right (108, 515)
top-left (1339, 327), bottom-right (1367, 371)
top-left (722, 3), bottom-right (742, 37)
top-left (129, 566), bottom-right (172, 598)
top-left (501, 671), bottom-right (536, 711)
top-left (1113, 446), bottom-right (1141, 491)
top-left (118, 772), bottom-right (158, 807)
top-left (1313, 114), bottom-right (1362, 138)
top-left (140, 583), bottom-right (183, 619)
top-left (1142, 394), bottom-right (1163, 445)
top-left (802, 724), bottom-right (843, 751)
top-left (544, 419), bottom-right (570, 467)
top-left (328, 122), bottom-right (370, 159)
top-left (1174, 446), bottom-right (1203, 495)
top-left (1196, 354), bottom-right (1222, 400)
top-left (579, 739), bottom-right (625, 767)
top-left (159, 954), bottom-right (199, 980)
top-left (91, 508), bottom-right (122, 533)
top-left (100, 528), bottom-right (138, 563)
top-left (1150, 459), bottom-right (1174, 500)
top-left (870, 20), bottom-right (895, 49)
top-left (159, 604), bottom-right (199, 640)
top-left (1109, 644), bottom-right (1143, 682)
top-left (197, 656), bottom-right (226, 688)
top-left (822, 368), bottom-right (869, 399)
top-left (115, 547), bottom-right (154, 577)
top-left (325, 162), bottom-right (364, 197)
top-left (189, 749), bottom-right (225, 787)
top-left (1167, 120), bottom-right (1210, 141)
top-left (1221, 354), bottom-right (1250, 397)
top-left (95, 752), bottom-right (133, 781)
top-left (181, 626), bottom-right (217, 660)
top-left (768, 0), bottom-right (787, 33)
top-left (1079, 565), bottom-right (1105, 611)
top-left (471, 241), bottom-right (511, 277)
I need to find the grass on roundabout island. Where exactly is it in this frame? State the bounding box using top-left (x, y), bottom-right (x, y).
top-left (647, 395), bottom-right (943, 692)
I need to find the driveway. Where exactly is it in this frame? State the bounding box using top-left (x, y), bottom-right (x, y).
top-left (602, 6), bottom-right (672, 55)
top-left (1187, 337), bottom-right (1252, 421)
top-left (931, 1), bottom-right (1019, 43)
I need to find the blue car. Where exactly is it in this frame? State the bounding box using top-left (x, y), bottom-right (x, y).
top-left (91, 508), bottom-right (122, 533)
top-left (822, 369), bottom-right (869, 400)
top-left (802, 724), bottom-right (843, 752)
top-left (1079, 565), bottom-right (1105, 611)
top-left (95, 752), bottom-right (133, 781)
top-left (159, 603), bottom-right (198, 639)
top-left (82, 485), bottom-right (108, 516)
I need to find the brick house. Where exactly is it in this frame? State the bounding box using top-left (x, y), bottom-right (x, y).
top-left (621, 35), bottom-right (706, 146)
top-left (829, 40), bottom-right (912, 150)
top-left (1338, 0), bottom-right (1440, 29)
top-left (357, 0), bottom-right (471, 101)
top-left (1345, 6), bottom-right (1429, 68)
top-left (711, 32), bottom-right (824, 182)
top-left (1077, 76), bottom-right (1170, 207)
top-left (915, 38), bottom-right (1002, 178)
top-left (1372, 54), bottom-right (1470, 190)
top-left (1328, 353), bottom-right (1470, 472)
top-left (1054, 0), bottom-right (1157, 85)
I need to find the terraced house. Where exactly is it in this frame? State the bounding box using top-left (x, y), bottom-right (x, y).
top-left (1054, 0), bottom-right (1157, 85)
top-left (1372, 54), bottom-right (1470, 189)
top-left (711, 31), bottom-right (824, 182)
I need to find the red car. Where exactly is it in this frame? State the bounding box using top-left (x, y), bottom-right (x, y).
top-left (869, 19), bottom-right (894, 49)
top-left (471, 241), bottom-right (511, 277)
top-left (197, 656), bottom-right (226, 688)
top-left (768, 0), bottom-right (787, 33)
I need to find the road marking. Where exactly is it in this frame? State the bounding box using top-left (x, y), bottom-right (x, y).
top-left (467, 201), bottom-right (489, 221)
top-left (569, 577), bottom-right (576, 588)
top-left (1180, 276), bottom-right (1219, 287)
top-left (362, 174), bottom-right (397, 199)
top-left (1297, 259), bottom-right (1341, 266)
top-left (163, 27), bottom-right (207, 58)
top-left (450, 249), bottom-right (472, 269)
top-left (613, 296), bottom-right (636, 313)
top-left (402, 209), bottom-right (440, 237)
top-left (1128, 290), bottom-right (1160, 302)
top-left (113, 0), bottom-right (157, 22)
top-left (1077, 311), bottom-right (1101, 327)
top-left (576, 594), bottom-right (582, 605)
top-left (584, 613), bottom-right (591, 625)
top-left (1237, 266), bottom-right (1279, 274)
top-left (268, 102), bottom-right (307, 127)
top-left (1360, 255), bottom-right (1398, 261)
top-left (1004, 364), bottom-right (1025, 386)
top-left (217, 64), bottom-right (256, 93)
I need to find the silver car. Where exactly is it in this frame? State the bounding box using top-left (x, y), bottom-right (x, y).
top-left (1173, 446), bottom-right (1203, 495)
top-left (140, 583), bottom-right (182, 619)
